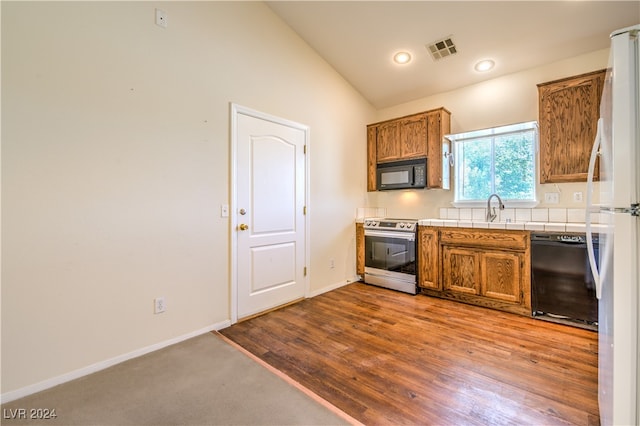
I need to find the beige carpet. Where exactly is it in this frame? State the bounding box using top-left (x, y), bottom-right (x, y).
top-left (1, 332), bottom-right (356, 425)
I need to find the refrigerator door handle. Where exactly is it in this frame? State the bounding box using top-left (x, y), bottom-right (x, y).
top-left (586, 117), bottom-right (602, 299)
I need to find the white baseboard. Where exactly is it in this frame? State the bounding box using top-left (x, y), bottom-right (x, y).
top-left (307, 276), bottom-right (359, 298)
top-left (1, 320), bottom-right (231, 404)
top-left (2, 278), bottom-right (364, 405)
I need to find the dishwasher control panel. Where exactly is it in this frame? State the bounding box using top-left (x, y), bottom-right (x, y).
top-left (531, 233), bottom-right (592, 244)
top-left (558, 234), bottom-right (586, 243)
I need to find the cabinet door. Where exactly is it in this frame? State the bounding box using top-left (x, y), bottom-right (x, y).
top-left (356, 223), bottom-right (365, 276)
top-left (538, 70), bottom-right (605, 183)
top-left (376, 121), bottom-right (401, 162)
top-left (442, 246), bottom-right (480, 295)
top-left (400, 114), bottom-right (427, 159)
top-left (426, 109), bottom-right (451, 189)
top-left (367, 125), bottom-right (377, 191)
top-left (366, 107), bottom-right (451, 191)
top-left (418, 227), bottom-right (439, 290)
top-left (480, 251), bottom-right (521, 303)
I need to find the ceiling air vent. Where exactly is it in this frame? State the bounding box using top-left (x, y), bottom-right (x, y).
top-left (426, 37), bottom-right (457, 61)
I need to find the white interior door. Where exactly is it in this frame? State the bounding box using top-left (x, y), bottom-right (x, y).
top-left (232, 105), bottom-right (308, 321)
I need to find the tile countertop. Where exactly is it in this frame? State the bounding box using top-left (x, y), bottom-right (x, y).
top-left (418, 219), bottom-right (606, 233)
top-left (356, 217), bottom-right (606, 232)
top-left (355, 207), bottom-right (607, 233)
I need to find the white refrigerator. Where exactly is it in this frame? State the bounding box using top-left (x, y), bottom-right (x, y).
top-left (587, 24), bottom-right (640, 426)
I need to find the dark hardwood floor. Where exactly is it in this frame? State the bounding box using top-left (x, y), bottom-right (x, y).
top-left (219, 283), bottom-right (599, 425)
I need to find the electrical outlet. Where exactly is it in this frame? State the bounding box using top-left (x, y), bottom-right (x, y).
top-left (544, 192), bottom-right (559, 204)
top-left (221, 204), bottom-right (229, 217)
top-left (155, 9), bottom-right (167, 28)
top-left (329, 258), bottom-right (335, 269)
top-left (573, 192), bottom-right (583, 202)
top-left (154, 297), bottom-right (166, 314)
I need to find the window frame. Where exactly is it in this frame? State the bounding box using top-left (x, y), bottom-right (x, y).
top-left (446, 121), bottom-right (539, 208)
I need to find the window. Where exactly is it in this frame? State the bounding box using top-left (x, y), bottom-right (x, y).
top-left (447, 121), bottom-right (537, 206)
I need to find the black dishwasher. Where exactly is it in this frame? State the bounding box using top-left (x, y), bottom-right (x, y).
top-left (531, 233), bottom-right (599, 330)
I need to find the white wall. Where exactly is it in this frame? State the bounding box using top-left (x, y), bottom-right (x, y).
top-left (1, 1), bottom-right (611, 399)
top-left (1, 2), bottom-right (374, 397)
top-left (367, 49), bottom-right (609, 219)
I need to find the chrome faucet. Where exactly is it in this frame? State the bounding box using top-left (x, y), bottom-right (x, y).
top-left (486, 193), bottom-right (505, 222)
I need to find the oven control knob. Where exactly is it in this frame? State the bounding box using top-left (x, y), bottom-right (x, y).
top-left (399, 223), bottom-right (405, 228)
top-left (364, 221), bottom-right (370, 226)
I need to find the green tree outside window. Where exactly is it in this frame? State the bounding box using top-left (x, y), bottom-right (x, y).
top-left (451, 122), bottom-right (537, 203)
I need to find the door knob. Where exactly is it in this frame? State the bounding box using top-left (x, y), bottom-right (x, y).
top-left (239, 224), bottom-right (249, 231)
top-left (239, 208), bottom-right (247, 215)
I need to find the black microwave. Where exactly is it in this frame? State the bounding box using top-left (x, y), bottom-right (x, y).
top-left (376, 158), bottom-right (427, 190)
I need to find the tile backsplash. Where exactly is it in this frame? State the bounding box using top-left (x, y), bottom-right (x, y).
top-left (356, 207), bottom-right (387, 219)
top-left (439, 207), bottom-right (598, 224)
top-left (355, 206), bottom-right (601, 227)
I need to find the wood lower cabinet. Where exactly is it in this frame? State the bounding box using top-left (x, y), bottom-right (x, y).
top-left (480, 250), bottom-right (522, 303)
top-left (418, 227), bottom-right (439, 290)
top-left (420, 226), bottom-right (531, 316)
top-left (442, 247), bottom-right (522, 302)
top-left (442, 246), bottom-right (480, 295)
top-left (356, 223), bottom-right (364, 277)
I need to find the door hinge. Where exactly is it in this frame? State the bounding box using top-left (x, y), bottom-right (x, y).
top-left (304, 145), bottom-right (307, 154)
top-left (303, 206), bottom-right (307, 215)
top-left (304, 267), bottom-right (307, 276)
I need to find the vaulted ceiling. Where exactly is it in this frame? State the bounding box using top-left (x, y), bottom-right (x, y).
top-left (267, 1), bottom-right (640, 108)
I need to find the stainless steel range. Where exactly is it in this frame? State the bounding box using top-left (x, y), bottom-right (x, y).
top-left (363, 218), bottom-right (418, 294)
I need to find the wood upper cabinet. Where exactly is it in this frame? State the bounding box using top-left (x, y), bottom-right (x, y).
top-left (374, 113), bottom-right (427, 162)
top-left (375, 120), bottom-right (402, 162)
top-left (366, 127), bottom-right (377, 192)
top-left (366, 107), bottom-right (451, 191)
top-left (538, 70), bottom-right (605, 183)
top-left (418, 227), bottom-right (439, 290)
top-left (400, 113), bottom-right (428, 159)
top-left (426, 109), bottom-right (451, 189)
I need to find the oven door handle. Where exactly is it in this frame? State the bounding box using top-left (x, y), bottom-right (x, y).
top-left (364, 230), bottom-right (415, 241)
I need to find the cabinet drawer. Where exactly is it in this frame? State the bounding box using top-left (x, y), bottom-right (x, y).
top-left (440, 229), bottom-right (529, 251)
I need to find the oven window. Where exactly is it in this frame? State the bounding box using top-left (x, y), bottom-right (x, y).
top-left (365, 235), bottom-right (416, 274)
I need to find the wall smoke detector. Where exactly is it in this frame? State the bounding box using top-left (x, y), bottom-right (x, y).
top-left (426, 36), bottom-right (458, 61)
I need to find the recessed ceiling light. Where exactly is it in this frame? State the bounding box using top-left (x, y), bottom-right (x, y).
top-left (393, 51), bottom-right (412, 65)
top-left (474, 59), bottom-right (495, 72)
